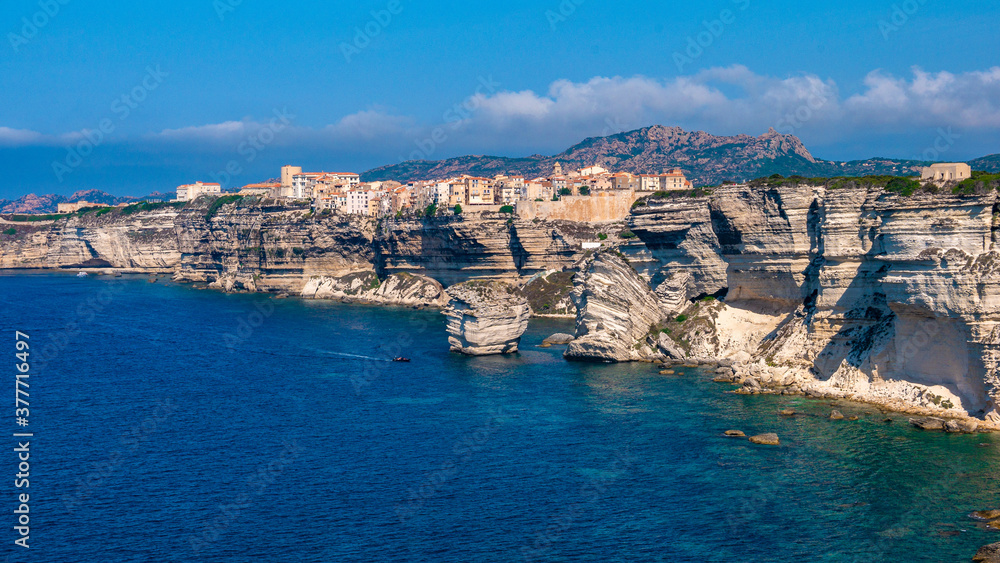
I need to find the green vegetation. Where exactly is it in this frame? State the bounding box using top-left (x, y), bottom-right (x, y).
top-left (2, 228), bottom-right (15, 236)
top-left (499, 205), bottom-right (514, 214)
top-left (559, 187), bottom-right (572, 196)
top-left (883, 176), bottom-right (921, 196)
top-left (518, 271), bottom-right (575, 314)
top-left (454, 204), bottom-right (462, 214)
top-left (675, 314), bottom-right (689, 323)
top-left (751, 175), bottom-right (836, 189)
top-left (551, 195), bottom-right (559, 201)
top-left (95, 207), bottom-right (113, 216)
top-left (953, 172), bottom-right (1000, 195)
top-left (597, 233), bottom-right (608, 241)
top-left (121, 201), bottom-right (186, 216)
top-left (424, 203), bottom-right (437, 217)
top-left (645, 188), bottom-right (714, 200)
top-left (5, 213), bottom-right (68, 222)
top-left (291, 247), bottom-right (305, 256)
top-left (618, 230), bottom-right (637, 239)
top-left (204, 195), bottom-right (244, 220)
top-left (534, 198), bottom-right (544, 202)
top-left (579, 186), bottom-right (590, 196)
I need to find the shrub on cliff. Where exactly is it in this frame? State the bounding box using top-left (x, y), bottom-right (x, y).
top-left (204, 195), bottom-right (244, 220)
top-left (579, 186), bottom-right (590, 196)
top-left (499, 205), bottom-right (514, 214)
top-left (2, 227), bottom-right (15, 236)
top-left (454, 204), bottom-right (462, 215)
top-left (884, 177), bottom-right (921, 197)
top-left (953, 172), bottom-right (1000, 195)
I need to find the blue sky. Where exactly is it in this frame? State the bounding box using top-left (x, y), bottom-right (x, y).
top-left (1, 0), bottom-right (998, 198)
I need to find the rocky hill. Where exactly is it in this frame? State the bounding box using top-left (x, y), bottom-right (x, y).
top-left (971, 154), bottom-right (1000, 173)
top-left (0, 189), bottom-right (175, 214)
top-left (363, 125), bottom-right (996, 186)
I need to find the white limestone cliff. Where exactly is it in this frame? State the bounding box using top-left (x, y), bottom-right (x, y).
top-left (564, 251), bottom-right (663, 362)
top-left (443, 281), bottom-right (530, 355)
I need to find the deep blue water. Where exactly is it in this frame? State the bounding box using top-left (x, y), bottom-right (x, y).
top-left (3, 272), bottom-right (1000, 562)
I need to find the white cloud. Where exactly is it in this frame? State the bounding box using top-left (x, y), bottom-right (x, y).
top-left (153, 121), bottom-right (249, 143)
top-left (3, 66), bottom-right (999, 160)
top-left (0, 126), bottom-right (84, 147)
top-left (844, 66), bottom-right (1000, 129)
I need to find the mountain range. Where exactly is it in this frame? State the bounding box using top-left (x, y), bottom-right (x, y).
top-left (4, 126), bottom-right (998, 214)
top-left (363, 125), bottom-right (1000, 185)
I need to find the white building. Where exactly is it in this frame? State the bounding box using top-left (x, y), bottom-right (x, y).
top-left (176, 182), bottom-right (222, 202)
top-left (290, 172), bottom-right (360, 199)
top-left (921, 163), bottom-right (972, 183)
top-left (658, 169), bottom-right (691, 191)
top-left (579, 165), bottom-right (608, 176)
top-left (345, 189), bottom-right (387, 215)
top-left (637, 175), bottom-right (661, 192)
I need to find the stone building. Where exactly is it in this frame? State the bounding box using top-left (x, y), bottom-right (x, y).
top-left (176, 182), bottom-right (221, 202)
top-left (921, 163), bottom-right (972, 183)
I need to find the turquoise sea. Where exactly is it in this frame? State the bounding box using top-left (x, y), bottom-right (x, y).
top-left (3, 272), bottom-right (1000, 562)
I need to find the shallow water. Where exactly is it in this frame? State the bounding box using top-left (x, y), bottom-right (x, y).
top-left (3, 272), bottom-right (1000, 562)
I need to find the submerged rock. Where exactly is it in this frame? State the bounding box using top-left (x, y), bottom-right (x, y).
top-left (909, 417), bottom-right (946, 431)
top-left (830, 410), bottom-right (845, 420)
top-left (564, 252), bottom-right (663, 362)
top-left (749, 433), bottom-right (780, 445)
top-left (724, 430), bottom-right (746, 437)
top-left (443, 280), bottom-right (530, 356)
top-left (946, 419), bottom-right (980, 433)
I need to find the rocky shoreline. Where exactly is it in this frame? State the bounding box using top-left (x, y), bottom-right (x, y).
top-left (6, 183), bottom-right (1000, 426)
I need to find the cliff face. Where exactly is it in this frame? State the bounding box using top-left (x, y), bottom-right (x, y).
top-left (623, 185), bottom-right (1000, 424)
top-left (378, 215), bottom-right (600, 286)
top-left (564, 252), bottom-right (663, 362)
top-left (301, 271), bottom-right (448, 307)
top-left (0, 201), bottom-right (598, 304)
top-left (443, 281), bottom-right (530, 355)
top-left (11, 186), bottom-right (1000, 421)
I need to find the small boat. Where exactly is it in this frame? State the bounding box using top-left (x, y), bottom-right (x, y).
top-left (76, 271), bottom-right (88, 277)
top-left (392, 357), bottom-right (411, 362)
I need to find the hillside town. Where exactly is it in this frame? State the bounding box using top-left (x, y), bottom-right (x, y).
top-left (168, 163), bottom-right (697, 217)
top-left (49, 161), bottom-right (976, 220)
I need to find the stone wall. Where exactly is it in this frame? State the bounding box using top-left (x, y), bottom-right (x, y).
top-left (515, 190), bottom-right (638, 222)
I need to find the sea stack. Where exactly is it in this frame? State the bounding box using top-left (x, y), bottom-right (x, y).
top-left (564, 251), bottom-right (663, 362)
top-left (444, 280), bottom-right (530, 355)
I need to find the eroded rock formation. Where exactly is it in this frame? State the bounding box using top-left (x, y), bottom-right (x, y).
top-left (301, 271), bottom-right (448, 307)
top-left (564, 251), bottom-right (663, 362)
top-left (627, 185), bottom-right (1000, 426)
top-left (0, 200), bottom-right (604, 309)
top-left (443, 281), bottom-right (530, 355)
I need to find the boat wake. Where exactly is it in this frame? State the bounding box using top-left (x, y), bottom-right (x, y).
top-left (311, 349), bottom-right (393, 362)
